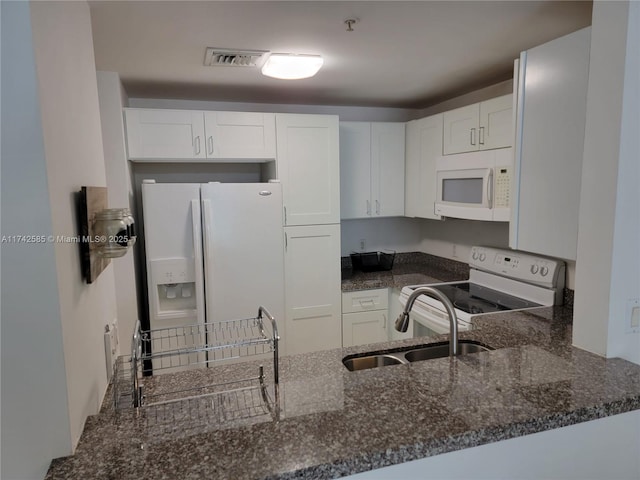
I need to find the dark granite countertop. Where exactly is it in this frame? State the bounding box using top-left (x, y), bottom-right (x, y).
top-left (341, 252), bottom-right (469, 291)
top-left (46, 302), bottom-right (640, 480)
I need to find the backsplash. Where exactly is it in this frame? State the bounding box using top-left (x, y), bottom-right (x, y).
top-left (342, 251), bottom-right (469, 279)
top-left (342, 251), bottom-right (574, 308)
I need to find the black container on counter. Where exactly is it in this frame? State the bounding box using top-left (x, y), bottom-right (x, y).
top-left (350, 250), bottom-right (395, 272)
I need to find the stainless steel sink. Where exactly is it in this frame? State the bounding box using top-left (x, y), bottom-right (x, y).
top-left (404, 341), bottom-right (491, 362)
top-left (343, 354), bottom-right (406, 372)
top-left (342, 340), bottom-right (493, 371)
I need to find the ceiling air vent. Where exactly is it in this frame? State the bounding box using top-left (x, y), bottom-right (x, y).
top-left (204, 48), bottom-right (268, 68)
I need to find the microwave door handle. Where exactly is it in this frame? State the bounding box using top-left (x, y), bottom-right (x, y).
top-left (487, 169), bottom-right (493, 209)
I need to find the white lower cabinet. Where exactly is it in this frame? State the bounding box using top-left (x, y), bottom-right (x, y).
top-left (283, 224), bottom-right (342, 355)
top-left (341, 288), bottom-right (389, 347)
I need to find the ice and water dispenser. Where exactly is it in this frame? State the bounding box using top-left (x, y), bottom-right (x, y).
top-left (148, 258), bottom-right (197, 319)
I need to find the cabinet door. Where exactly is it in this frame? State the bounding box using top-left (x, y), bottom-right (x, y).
top-left (283, 224), bottom-right (342, 355)
top-left (443, 103), bottom-right (480, 154)
top-left (510, 28), bottom-right (590, 261)
top-left (372, 123), bottom-right (405, 217)
top-left (404, 114), bottom-right (443, 219)
top-left (479, 94), bottom-right (513, 150)
top-left (340, 122), bottom-right (372, 219)
top-left (124, 108), bottom-right (205, 160)
top-left (342, 310), bottom-right (388, 348)
top-left (276, 114), bottom-right (340, 226)
top-left (204, 111), bottom-right (276, 159)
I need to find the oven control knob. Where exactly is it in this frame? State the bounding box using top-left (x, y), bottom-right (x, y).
top-left (531, 265), bottom-right (539, 274)
top-left (479, 253), bottom-right (486, 262)
top-left (472, 251), bottom-right (479, 260)
top-left (540, 266), bottom-right (549, 277)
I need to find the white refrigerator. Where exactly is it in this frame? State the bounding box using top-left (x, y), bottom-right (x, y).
top-left (141, 181), bottom-right (284, 331)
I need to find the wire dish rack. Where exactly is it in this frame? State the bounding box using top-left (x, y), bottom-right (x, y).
top-left (113, 306), bottom-right (280, 432)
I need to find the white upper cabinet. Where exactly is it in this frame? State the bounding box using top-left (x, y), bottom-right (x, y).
top-left (276, 113), bottom-right (340, 226)
top-left (340, 122), bottom-right (371, 219)
top-left (203, 111), bottom-right (276, 159)
top-left (510, 28), bottom-right (591, 261)
top-left (372, 123), bottom-right (405, 217)
top-left (340, 122), bottom-right (405, 220)
top-left (480, 95), bottom-right (514, 150)
top-left (124, 108), bottom-right (206, 160)
top-left (443, 94), bottom-right (513, 155)
top-left (124, 108), bottom-right (276, 161)
top-left (405, 114), bottom-right (443, 220)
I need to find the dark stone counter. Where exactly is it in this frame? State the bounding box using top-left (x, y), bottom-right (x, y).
top-left (341, 252), bottom-right (469, 291)
top-left (46, 302), bottom-right (640, 480)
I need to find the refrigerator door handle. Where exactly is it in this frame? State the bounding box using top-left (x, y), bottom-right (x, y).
top-left (191, 199), bottom-right (206, 325)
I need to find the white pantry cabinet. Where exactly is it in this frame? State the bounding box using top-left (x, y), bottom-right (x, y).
top-left (510, 28), bottom-right (591, 261)
top-left (443, 94), bottom-right (513, 155)
top-left (404, 114), bottom-right (443, 219)
top-left (276, 114), bottom-right (340, 226)
top-left (340, 122), bottom-right (405, 219)
top-left (342, 288), bottom-right (389, 347)
top-left (283, 224), bottom-right (342, 355)
top-left (124, 108), bottom-right (276, 161)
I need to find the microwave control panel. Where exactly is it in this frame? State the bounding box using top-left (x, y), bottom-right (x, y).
top-left (494, 167), bottom-right (511, 208)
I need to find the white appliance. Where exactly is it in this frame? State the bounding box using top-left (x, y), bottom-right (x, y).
top-left (434, 149), bottom-right (512, 221)
top-left (400, 246), bottom-right (565, 336)
top-left (142, 180), bottom-right (284, 331)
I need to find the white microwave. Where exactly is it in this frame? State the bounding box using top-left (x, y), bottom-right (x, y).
top-left (434, 149), bottom-right (512, 221)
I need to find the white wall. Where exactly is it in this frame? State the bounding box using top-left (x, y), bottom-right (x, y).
top-left (418, 218), bottom-right (509, 262)
top-left (415, 79), bottom-right (513, 119)
top-left (573, 0), bottom-right (640, 364)
top-left (341, 217), bottom-right (423, 256)
top-left (97, 71), bottom-right (140, 354)
top-left (30, 0), bottom-right (118, 450)
top-left (129, 97), bottom-right (416, 122)
top-left (1, 3), bottom-right (73, 478)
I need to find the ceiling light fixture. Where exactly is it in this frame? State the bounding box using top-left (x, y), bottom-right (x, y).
top-left (261, 53), bottom-right (324, 80)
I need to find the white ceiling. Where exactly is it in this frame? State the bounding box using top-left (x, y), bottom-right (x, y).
top-left (89, 1), bottom-right (592, 109)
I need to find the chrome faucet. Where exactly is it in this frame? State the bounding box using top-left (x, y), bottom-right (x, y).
top-left (395, 286), bottom-right (459, 356)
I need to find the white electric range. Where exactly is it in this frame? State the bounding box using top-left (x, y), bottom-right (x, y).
top-left (399, 246), bottom-right (566, 335)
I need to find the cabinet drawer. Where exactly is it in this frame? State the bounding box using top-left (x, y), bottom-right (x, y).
top-left (342, 288), bottom-right (388, 313)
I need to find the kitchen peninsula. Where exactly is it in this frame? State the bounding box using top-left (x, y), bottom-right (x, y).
top-left (46, 259), bottom-right (640, 480)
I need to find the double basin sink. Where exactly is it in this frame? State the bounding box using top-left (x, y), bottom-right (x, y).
top-left (343, 340), bottom-right (493, 371)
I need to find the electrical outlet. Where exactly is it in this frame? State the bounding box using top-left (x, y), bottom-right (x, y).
top-left (104, 319), bottom-right (120, 381)
top-left (359, 239), bottom-right (366, 251)
top-left (111, 319), bottom-right (119, 358)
